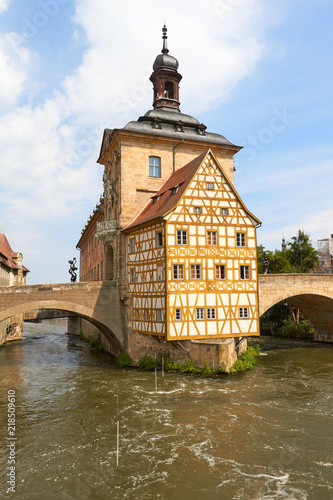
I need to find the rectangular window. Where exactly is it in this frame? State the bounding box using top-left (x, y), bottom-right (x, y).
top-left (129, 239), bottom-right (135, 253)
top-left (156, 231), bottom-right (163, 247)
top-left (175, 309), bottom-right (182, 321)
top-left (239, 307), bottom-right (249, 318)
top-left (196, 308), bottom-right (205, 320)
top-left (190, 264), bottom-right (201, 279)
top-left (157, 265), bottom-right (164, 281)
top-left (194, 207), bottom-right (201, 214)
top-left (207, 183), bottom-right (214, 190)
top-left (149, 156), bottom-right (161, 177)
top-left (207, 231), bottom-right (217, 246)
top-left (157, 310), bottom-right (162, 322)
top-left (136, 310), bottom-right (139, 320)
top-left (173, 264), bottom-right (184, 280)
top-left (207, 308), bottom-right (216, 320)
top-left (130, 269), bottom-right (135, 283)
top-left (177, 230), bottom-right (188, 245)
top-left (240, 265), bottom-right (251, 280)
top-left (145, 310), bottom-right (149, 321)
top-left (215, 265), bottom-right (226, 280)
top-left (236, 232), bottom-right (246, 247)
top-left (221, 208), bottom-right (228, 215)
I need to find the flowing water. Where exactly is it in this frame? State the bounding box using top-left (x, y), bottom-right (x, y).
top-left (0, 320), bottom-right (332, 500)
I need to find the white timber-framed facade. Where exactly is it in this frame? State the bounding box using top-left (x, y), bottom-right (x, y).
top-left (124, 150), bottom-right (261, 341)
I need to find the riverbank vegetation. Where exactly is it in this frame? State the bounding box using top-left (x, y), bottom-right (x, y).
top-left (258, 229), bottom-right (318, 340)
top-left (79, 331), bottom-right (106, 353)
top-left (115, 345), bottom-right (260, 375)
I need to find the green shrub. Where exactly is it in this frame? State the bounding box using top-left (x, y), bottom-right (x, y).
top-left (138, 354), bottom-right (159, 370)
top-left (230, 345), bottom-right (260, 373)
top-left (115, 352), bottom-right (134, 367)
top-left (277, 319), bottom-right (314, 339)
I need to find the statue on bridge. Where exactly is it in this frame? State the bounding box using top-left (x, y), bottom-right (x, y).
top-left (68, 257), bottom-right (78, 283)
top-left (262, 251), bottom-right (270, 274)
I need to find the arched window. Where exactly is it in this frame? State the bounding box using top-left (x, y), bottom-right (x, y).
top-left (164, 81), bottom-right (174, 99)
top-left (149, 156), bottom-right (161, 177)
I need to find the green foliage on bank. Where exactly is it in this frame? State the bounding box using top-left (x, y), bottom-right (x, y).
top-left (79, 331), bottom-right (106, 353)
top-left (114, 350), bottom-right (262, 376)
top-left (276, 319), bottom-right (314, 339)
top-left (229, 345), bottom-right (261, 373)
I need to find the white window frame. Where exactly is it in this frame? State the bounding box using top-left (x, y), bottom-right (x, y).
top-left (196, 308), bottom-right (205, 320)
top-left (240, 265), bottom-right (251, 280)
top-left (239, 307), bottom-right (249, 318)
top-left (173, 264), bottom-right (184, 280)
top-left (149, 156), bottom-right (161, 177)
top-left (190, 264), bottom-right (201, 280)
top-left (207, 182), bottom-right (214, 190)
top-left (207, 308), bottom-right (216, 320)
top-left (177, 230), bottom-right (188, 245)
top-left (207, 231), bottom-right (217, 246)
top-left (156, 231), bottom-right (163, 247)
top-left (215, 265), bottom-right (226, 280)
top-left (236, 232), bottom-right (246, 247)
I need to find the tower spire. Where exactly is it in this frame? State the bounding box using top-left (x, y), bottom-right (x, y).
top-left (162, 23), bottom-right (169, 54)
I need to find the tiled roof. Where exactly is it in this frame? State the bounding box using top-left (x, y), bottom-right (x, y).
top-left (0, 234), bottom-right (29, 272)
top-left (124, 151), bottom-right (208, 231)
top-left (124, 149), bottom-right (261, 232)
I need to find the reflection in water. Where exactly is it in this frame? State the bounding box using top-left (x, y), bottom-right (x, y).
top-left (0, 321), bottom-right (332, 500)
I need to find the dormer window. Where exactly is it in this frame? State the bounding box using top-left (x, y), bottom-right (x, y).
top-left (197, 124), bottom-right (206, 136)
top-left (175, 121), bottom-right (183, 133)
top-left (164, 81), bottom-right (174, 99)
top-left (152, 120), bottom-right (161, 129)
top-left (171, 186), bottom-right (179, 196)
top-left (152, 195), bottom-right (160, 205)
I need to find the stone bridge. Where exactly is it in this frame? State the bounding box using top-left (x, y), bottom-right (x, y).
top-left (0, 281), bottom-right (125, 352)
top-left (259, 274), bottom-right (333, 342)
top-left (0, 274), bottom-right (333, 349)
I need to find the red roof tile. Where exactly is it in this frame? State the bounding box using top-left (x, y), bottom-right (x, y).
top-left (0, 234), bottom-right (29, 272)
top-left (124, 151), bottom-right (208, 231)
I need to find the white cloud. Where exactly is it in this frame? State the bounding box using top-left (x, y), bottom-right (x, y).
top-left (0, 0), bottom-right (11, 13)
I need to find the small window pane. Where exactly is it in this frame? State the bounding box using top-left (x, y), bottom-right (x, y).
top-left (207, 183), bottom-right (214, 190)
top-left (207, 231), bottom-right (217, 246)
top-left (240, 265), bottom-right (250, 280)
top-left (196, 308), bottom-right (205, 320)
top-left (149, 156), bottom-right (161, 177)
top-left (156, 231), bottom-right (163, 247)
top-left (221, 208), bottom-right (228, 215)
top-left (236, 233), bottom-right (246, 247)
top-left (190, 264), bottom-right (201, 279)
top-left (215, 265), bottom-right (225, 280)
top-left (175, 309), bottom-right (182, 320)
top-left (194, 207), bottom-right (201, 214)
top-left (207, 308), bottom-right (216, 320)
top-left (129, 239), bottom-right (135, 253)
top-left (157, 310), bottom-right (162, 322)
top-left (130, 269), bottom-right (135, 283)
top-left (177, 230), bottom-right (187, 245)
top-left (173, 265), bottom-right (184, 280)
top-left (239, 307), bottom-right (249, 318)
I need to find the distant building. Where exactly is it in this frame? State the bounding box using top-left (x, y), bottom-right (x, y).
top-left (76, 199), bottom-right (104, 281)
top-left (0, 233), bottom-right (29, 345)
top-left (318, 235), bottom-right (333, 274)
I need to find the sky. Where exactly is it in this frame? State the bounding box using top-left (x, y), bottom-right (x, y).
top-left (0, 0), bottom-right (332, 284)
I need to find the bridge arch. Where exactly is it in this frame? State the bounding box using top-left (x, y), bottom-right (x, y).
top-left (0, 282), bottom-right (125, 352)
top-left (259, 274), bottom-right (333, 342)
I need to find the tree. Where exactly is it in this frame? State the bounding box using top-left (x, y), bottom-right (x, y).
top-left (286, 230), bottom-right (318, 272)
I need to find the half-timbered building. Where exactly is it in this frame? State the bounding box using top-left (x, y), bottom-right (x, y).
top-left (124, 150), bottom-right (260, 341)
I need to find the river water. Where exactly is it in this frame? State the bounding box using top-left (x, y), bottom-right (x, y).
top-left (0, 320), bottom-right (332, 500)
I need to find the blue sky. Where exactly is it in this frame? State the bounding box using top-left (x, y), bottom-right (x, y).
top-left (0, 0), bottom-right (332, 284)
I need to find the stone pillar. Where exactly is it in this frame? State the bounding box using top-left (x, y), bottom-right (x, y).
top-left (67, 316), bottom-right (81, 335)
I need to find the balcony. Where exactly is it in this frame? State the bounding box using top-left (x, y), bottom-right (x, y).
top-left (96, 220), bottom-right (117, 246)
